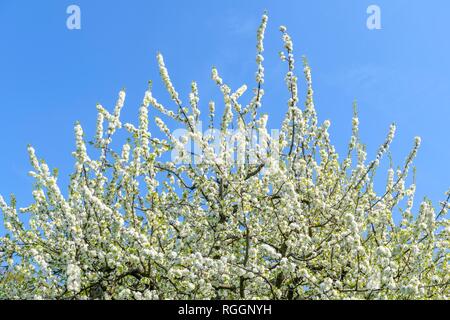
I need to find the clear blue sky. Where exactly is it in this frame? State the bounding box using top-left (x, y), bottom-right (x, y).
top-left (0, 0), bottom-right (449, 222)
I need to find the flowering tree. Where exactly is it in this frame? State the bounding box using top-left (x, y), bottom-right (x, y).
top-left (0, 14), bottom-right (449, 300)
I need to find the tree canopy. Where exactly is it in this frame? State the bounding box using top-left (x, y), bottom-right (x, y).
top-left (0, 14), bottom-right (449, 300)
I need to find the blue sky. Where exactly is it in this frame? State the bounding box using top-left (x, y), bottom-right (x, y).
top-left (0, 0), bottom-right (449, 220)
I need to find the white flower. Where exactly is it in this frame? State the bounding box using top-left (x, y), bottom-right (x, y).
top-left (67, 263), bottom-right (81, 293)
